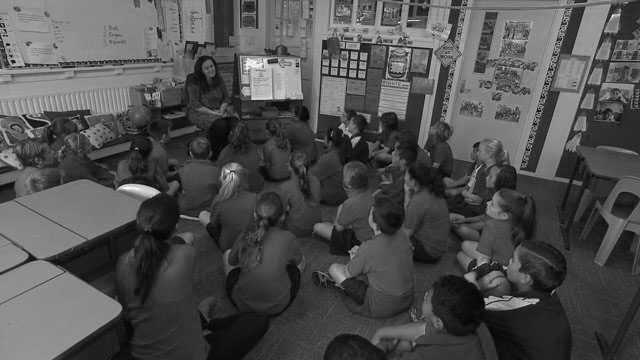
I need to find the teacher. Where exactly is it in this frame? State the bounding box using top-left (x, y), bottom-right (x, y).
top-left (185, 56), bottom-right (233, 131)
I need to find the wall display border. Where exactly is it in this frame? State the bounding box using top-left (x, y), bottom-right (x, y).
top-left (438, 0), bottom-right (468, 123)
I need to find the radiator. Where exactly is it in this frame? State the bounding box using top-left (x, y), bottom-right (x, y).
top-left (0, 87), bottom-right (131, 116)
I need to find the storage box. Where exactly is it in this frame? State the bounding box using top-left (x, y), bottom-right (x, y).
top-left (160, 87), bottom-right (183, 108)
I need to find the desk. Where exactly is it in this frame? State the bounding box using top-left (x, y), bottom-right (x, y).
top-left (0, 235), bottom-right (28, 275)
top-left (0, 261), bottom-right (122, 360)
top-left (0, 180), bottom-right (140, 281)
top-left (559, 146), bottom-right (640, 249)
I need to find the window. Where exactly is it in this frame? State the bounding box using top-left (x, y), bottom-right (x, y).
top-left (330, 0), bottom-right (434, 36)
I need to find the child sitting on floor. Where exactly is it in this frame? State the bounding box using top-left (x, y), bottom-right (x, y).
top-left (177, 137), bottom-right (220, 214)
top-left (468, 240), bottom-right (572, 360)
top-left (277, 151), bottom-right (321, 237)
top-left (260, 118), bottom-right (291, 182)
top-left (223, 192), bottom-right (305, 316)
top-left (310, 127), bottom-right (347, 206)
top-left (313, 196), bottom-right (414, 318)
top-left (13, 139), bottom-right (57, 198)
top-left (41, 117), bottom-right (77, 153)
top-left (199, 162), bottom-right (258, 251)
top-left (147, 119), bottom-right (179, 180)
top-left (424, 121), bottom-right (454, 178)
top-left (371, 275), bottom-right (496, 360)
top-left (312, 161), bottom-right (374, 255)
top-left (402, 162), bottom-right (450, 263)
top-left (58, 133), bottom-right (115, 188)
top-left (370, 112), bottom-right (400, 165)
top-left (24, 168), bottom-right (64, 195)
top-left (338, 109), bottom-right (358, 138)
top-left (452, 164), bottom-right (518, 242)
top-left (375, 143), bottom-right (418, 207)
top-left (115, 137), bottom-right (179, 195)
top-left (340, 115), bottom-right (369, 165)
top-left (444, 141), bottom-right (483, 197)
top-left (324, 334), bottom-right (386, 360)
top-left (457, 189), bottom-right (536, 296)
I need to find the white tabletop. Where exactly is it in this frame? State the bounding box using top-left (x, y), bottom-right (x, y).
top-left (0, 201), bottom-right (86, 260)
top-left (0, 235), bottom-right (28, 275)
top-left (0, 261), bottom-right (122, 360)
top-left (16, 180), bottom-right (140, 241)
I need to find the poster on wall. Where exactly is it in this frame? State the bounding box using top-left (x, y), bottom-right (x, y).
top-left (551, 54), bottom-right (590, 92)
top-left (410, 48), bottom-right (431, 74)
top-left (356, 0), bottom-right (376, 26)
top-left (240, 0), bottom-right (258, 29)
top-left (333, 0), bottom-right (354, 25)
top-left (459, 99), bottom-right (483, 118)
top-left (612, 39), bottom-right (640, 61)
top-left (386, 47), bottom-right (412, 80)
top-left (594, 83), bottom-right (633, 123)
top-left (320, 76), bottom-right (347, 116)
top-left (494, 66), bottom-right (523, 88)
top-left (370, 45), bottom-right (386, 68)
top-left (495, 104), bottom-right (521, 122)
top-left (378, 79), bottom-right (410, 119)
top-left (474, 12), bottom-right (498, 73)
top-left (605, 62), bottom-right (640, 82)
top-left (434, 40), bottom-right (462, 67)
top-left (499, 21), bottom-right (531, 59)
top-left (381, 1), bottom-right (402, 26)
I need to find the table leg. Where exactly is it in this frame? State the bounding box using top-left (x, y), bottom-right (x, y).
top-left (562, 171), bottom-right (591, 250)
top-left (560, 155), bottom-right (583, 212)
top-left (595, 285), bottom-right (640, 360)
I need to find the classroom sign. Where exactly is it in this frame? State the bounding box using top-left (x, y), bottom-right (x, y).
top-left (434, 40), bottom-right (461, 67)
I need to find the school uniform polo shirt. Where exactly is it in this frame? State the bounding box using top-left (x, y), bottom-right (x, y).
top-left (285, 121), bottom-right (317, 163)
top-left (476, 218), bottom-right (514, 266)
top-left (310, 148), bottom-right (347, 205)
top-left (403, 190), bottom-right (450, 259)
top-left (337, 191), bottom-right (375, 242)
top-left (262, 137), bottom-right (291, 180)
top-left (177, 158), bottom-right (220, 212)
top-left (398, 324), bottom-right (496, 360)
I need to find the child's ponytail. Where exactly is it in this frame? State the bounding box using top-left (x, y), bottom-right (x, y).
top-left (238, 192), bottom-right (284, 269)
top-left (290, 151), bottom-right (312, 201)
top-left (266, 119), bottom-right (290, 151)
top-left (128, 137), bottom-right (152, 177)
top-left (212, 162), bottom-right (248, 206)
top-left (133, 194), bottom-right (179, 304)
top-left (495, 189), bottom-right (537, 246)
top-left (481, 138), bottom-right (510, 165)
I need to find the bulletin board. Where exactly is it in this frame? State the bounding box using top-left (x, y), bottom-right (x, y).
top-left (236, 55), bottom-right (304, 101)
top-left (555, 3), bottom-right (640, 178)
top-left (316, 40), bottom-right (433, 136)
top-left (0, 0), bottom-right (160, 67)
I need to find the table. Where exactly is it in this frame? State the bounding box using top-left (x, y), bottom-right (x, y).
top-left (0, 180), bottom-right (140, 281)
top-left (595, 284), bottom-right (640, 360)
top-left (559, 146), bottom-right (640, 249)
top-left (0, 235), bottom-right (28, 275)
top-left (0, 261), bottom-right (122, 360)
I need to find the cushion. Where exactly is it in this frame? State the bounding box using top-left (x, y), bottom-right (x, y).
top-left (43, 110), bottom-right (91, 131)
top-left (0, 115), bottom-right (33, 147)
top-left (85, 114), bottom-right (125, 137)
top-left (26, 127), bottom-right (46, 139)
top-left (0, 148), bottom-right (22, 169)
top-left (116, 111), bottom-right (143, 135)
top-left (21, 113), bottom-right (52, 128)
top-left (80, 123), bottom-right (116, 149)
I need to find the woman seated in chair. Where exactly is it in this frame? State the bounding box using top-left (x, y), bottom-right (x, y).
top-left (185, 56), bottom-right (234, 132)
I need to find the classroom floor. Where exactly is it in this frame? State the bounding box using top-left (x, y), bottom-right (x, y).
top-left (0, 134), bottom-right (638, 360)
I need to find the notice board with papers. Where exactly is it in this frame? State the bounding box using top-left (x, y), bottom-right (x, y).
top-left (237, 55), bottom-right (304, 101)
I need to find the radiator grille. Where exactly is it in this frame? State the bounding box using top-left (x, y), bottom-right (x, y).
top-left (0, 87), bottom-right (130, 116)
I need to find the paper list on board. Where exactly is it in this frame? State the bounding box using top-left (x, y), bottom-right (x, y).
top-left (378, 79), bottom-right (410, 119)
top-left (320, 77), bottom-right (347, 116)
top-left (250, 68), bottom-right (274, 100)
top-left (272, 66), bottom-right (286, 99)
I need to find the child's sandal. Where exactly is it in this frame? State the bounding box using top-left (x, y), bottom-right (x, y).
top-left (312, 271), bottom-right (336, 288)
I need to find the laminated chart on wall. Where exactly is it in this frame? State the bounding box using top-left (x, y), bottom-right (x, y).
top-left (317, 40), bottom-right (434, 134)
top-left (238, 55), bottom-right (303, 100)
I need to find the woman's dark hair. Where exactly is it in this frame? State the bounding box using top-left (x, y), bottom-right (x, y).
top-left (290, 151), bottom-right (312, 201)
top-left (292, 104), bottom-right (310, 122)
top-left (41, 117), bottom-right (76, 146)
top-left (238, 192), bottom-right (284, 269)
top-left (518, 240), bottom-right (567, 293)
top-left (266, 118), bottom-right (290, 151)
top-left (128, 137), bottom-right (153, 177)
top-left (379, 112), bottom-right (399, 131)
top-left (494, 165), bottom-right (518, 191)
top-left (208, 117), bottom-right (237, 161)
top-left (228, 122), bottom-right (252, 155)
top-left (188, 55), bottom-right (221, 93)
top-left (325, 127), bottom-right (343, 148)
top-left (495, 189), bottom-right (536, 246)
top-left (133, 193), bottom-right (180, 304)
top-left (407, 162), bottom-right (445, 198)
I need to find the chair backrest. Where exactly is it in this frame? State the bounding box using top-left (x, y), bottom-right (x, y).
top-left (116, 184), bottom-right (160, 202)
top-left (596, 146), bottom-right (640, 156)
top-left (602, 176), bottom-right (640, 222)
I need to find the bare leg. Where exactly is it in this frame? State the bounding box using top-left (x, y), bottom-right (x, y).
top-left (455, 225), bottom-right (480, 242)
top-left (199, 210), bottom-right (211, 226)
top-left (313, 222), bottom-right (334, 240)
top-left (328, 263), bottom-right (350, 285)
top-left (457, 240), bottom-right (482, 270)
top-left (222, 249), bottom-right (239, 276)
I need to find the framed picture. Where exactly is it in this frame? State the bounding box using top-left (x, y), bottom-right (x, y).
top-left (196, 42), bottom-right (216, 58)
top-left (184, 41), bottom-right (199, 59)
top-left (551, 54), bottom-right (590, 93)
top-left (240, 0), bottom-right (258, 29)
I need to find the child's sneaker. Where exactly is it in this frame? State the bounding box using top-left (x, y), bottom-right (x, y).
top-left (312, 271), bottom-right (336, 288)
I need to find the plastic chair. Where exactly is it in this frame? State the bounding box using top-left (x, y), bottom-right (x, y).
top-left (116, 184), bottom-right (160, 202)
top-left (579, 176), bottom-right (640, 274)
top-left (573, 146), bottom-right (640, 222)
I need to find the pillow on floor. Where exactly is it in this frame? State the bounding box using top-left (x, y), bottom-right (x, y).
top-left (80, 123), bottom-right (116, 149)
top-left (0, 148), bottom-right (22, 169)
top-left (43, 110), bottom-right (91, 131)
top-left (0, 115), bottom-right (33, 146)
top-left (85, 114), bottom-right (126, 138)
top-left (21, 113), bottom-right (52, 129)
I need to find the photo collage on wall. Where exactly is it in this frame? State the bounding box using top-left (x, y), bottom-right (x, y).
top-left (319, 40), bottom-right (433, 130)
top-left (473, 12), bottom-right (497, 73)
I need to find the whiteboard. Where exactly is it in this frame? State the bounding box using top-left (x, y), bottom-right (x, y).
top-left (238, 55), bottom-right (303, 101)
top-left (0, 0), bottom-right (159, 64)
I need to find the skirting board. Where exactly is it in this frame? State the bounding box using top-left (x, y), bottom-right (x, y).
top-left (0, 125), bottom-right (199, 187)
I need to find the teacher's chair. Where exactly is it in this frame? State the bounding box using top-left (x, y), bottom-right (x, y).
top-left (579, 175), bottom-right (640, 275)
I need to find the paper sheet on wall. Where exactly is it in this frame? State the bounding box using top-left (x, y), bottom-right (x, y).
top-left (302, 0), bottom-right (310, 19)
top-left (164, 0), bottom-right (182, 43)
top-left (0, 12), bottom-right (25, 67)
top-left (320, 77), bottom-right (347, 116)
top-left (285, 65), bottom-right (303, 99)
top-left (11, 6), bottom-right (50, 33)
top-left (250, 68), bottom-right (274, 100)
top-left (275, 0), bottom-right (282, 17)
top-left (272, 66), bottom-right (286, 99)
top-left (378, 79), bottom-right (410, 119)
top-left (24, 42), bottom-right (57, 64)
top-left (184, 7), bottom-right (204, 42)
top-left (144, 26), bottom-right (158, 56)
